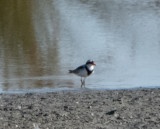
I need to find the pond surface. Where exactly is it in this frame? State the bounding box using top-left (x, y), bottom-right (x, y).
top-left (0, 0), bottom-right (160, 92)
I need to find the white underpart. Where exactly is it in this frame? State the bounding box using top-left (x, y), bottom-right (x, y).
top-left (77, 68), bottom-right (88, 77)
top-left (87, 64), bottom-right (95, 71)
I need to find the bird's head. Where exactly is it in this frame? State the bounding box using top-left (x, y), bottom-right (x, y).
top-left (86, 60), bottom-right (96, 66)
top-left (86, 60), bottom-right (96, 71)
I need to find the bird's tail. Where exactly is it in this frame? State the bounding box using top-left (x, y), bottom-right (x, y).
top-left (69, 70), bottom-right (73, 73)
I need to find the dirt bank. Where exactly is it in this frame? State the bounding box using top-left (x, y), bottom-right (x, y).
top-left (0, 88), bottom-right (160, 129)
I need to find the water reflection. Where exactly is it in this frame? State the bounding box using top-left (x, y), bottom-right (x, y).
top-left (0, 0), bottom-right (160, 92)
top-left (0, 0), bottom-right (60, 91)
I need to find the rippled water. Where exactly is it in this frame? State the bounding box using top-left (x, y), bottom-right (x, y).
top-left (0, 0), bottom-right (160, 92)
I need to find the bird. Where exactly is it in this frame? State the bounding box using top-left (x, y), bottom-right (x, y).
top-left (69, 60), bottom-right (96, 88)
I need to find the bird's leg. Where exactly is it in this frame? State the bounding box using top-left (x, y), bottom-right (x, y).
top-left (81, 77), bottom-right (83, 88)
top-left (83, 78), bottom-right (86, 87)
top-left (81, 77), bottom-right (85, 88)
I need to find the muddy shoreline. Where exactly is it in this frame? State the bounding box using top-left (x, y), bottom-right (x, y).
top-left (0, 88), bottom-right (160, 129)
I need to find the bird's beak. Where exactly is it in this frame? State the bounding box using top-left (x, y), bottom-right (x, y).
top-left (92, 62), bottom-right (96, 66)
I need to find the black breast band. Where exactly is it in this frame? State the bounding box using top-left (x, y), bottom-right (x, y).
top-left (85, 66), bottom-right (93, 75)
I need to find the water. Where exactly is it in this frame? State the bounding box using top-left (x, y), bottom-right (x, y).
top-left (0, 0), bottom-right (160, 92)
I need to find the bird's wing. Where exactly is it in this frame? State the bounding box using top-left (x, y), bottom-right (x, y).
top-left (72, 65), bottom-right (85, 73)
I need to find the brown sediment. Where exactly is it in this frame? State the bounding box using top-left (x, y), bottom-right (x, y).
top-left (0, 88), bottom-right (160, 129)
